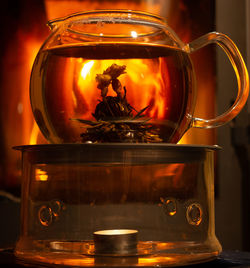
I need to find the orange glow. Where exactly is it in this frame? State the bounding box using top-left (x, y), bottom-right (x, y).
top-left (44, 0), bottom-right (163, 21)
top-left (19, 254), bottom-right (94, 266)
top-left (1, 30), bottom-right (48, 187)
top-left (29, 120), bottom-right (41, 145)
top-left (21, 38), bottom-right (42, 145)
top-left (35, 168), bottom-right (48, 181)
top-left (76, 59), bottom-right (169, 120)
top-left (4, 36), bottom-right (41, 147)
top-left (138, 256), bottom-right (174, 265)
top-left (43, 0), bottom-right (215, 146)
top-left (1, 1), bottom-right (217, 188)
top-left (8, 1), bottom-right (214, 149)
top-left (155, 164), bottom-right (184, 178)
top-left (80, 61), bottom-right (95, 79)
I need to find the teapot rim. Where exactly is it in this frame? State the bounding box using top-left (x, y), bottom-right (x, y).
top-left (46, 9), bottom-right (185, 49)
top-left (47, 9), bottom-right (168, 29)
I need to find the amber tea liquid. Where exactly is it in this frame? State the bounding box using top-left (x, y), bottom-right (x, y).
top-left (30, 43), bottom-right (195, 143)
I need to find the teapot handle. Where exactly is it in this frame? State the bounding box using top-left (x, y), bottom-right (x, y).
top-left (187, 32), bottom-right (249, 128)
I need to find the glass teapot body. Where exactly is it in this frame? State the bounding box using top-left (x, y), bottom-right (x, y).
top-left (30, 10), bottom-right (248, 144)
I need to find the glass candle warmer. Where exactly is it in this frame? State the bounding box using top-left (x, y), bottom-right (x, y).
top-left (15, 144), bottom-right (222, 267)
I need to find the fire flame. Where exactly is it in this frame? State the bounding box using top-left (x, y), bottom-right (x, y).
top-left (76, 59), bottom-right (169, 120)
top-left (0, 0), bottom-right (216, 190)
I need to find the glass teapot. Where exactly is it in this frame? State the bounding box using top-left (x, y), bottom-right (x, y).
top-left (30, 10), bottom-right (249, 144)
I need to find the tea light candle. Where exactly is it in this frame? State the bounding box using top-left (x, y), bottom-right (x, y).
top-left (93, 229), bottom-right (138, 255)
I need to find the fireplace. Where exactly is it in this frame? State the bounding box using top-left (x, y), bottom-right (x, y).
top-left (0, 0), bottom-right (216, 191)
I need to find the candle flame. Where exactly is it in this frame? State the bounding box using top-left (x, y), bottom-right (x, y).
top-left (94, 229), bottom-right (138, 235)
